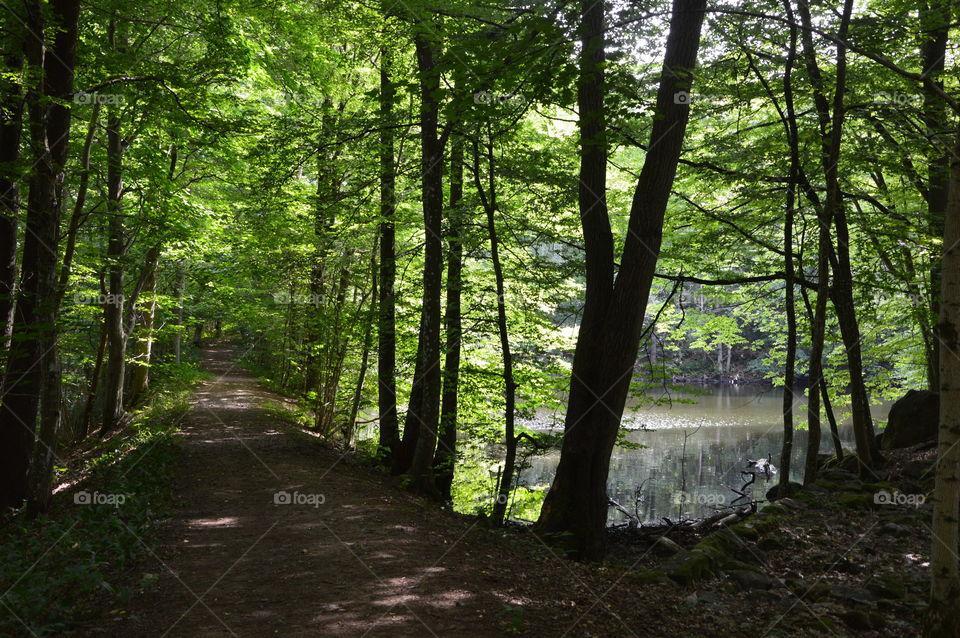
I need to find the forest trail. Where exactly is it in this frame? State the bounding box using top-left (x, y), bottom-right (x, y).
top-left (96, 345), bottom-right (523, 637)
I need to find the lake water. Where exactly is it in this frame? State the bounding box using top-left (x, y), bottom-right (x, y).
top-left (509, 385), bottom-right (892, 524)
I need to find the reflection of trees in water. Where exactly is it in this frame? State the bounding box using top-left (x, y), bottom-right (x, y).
top-left (516, 423), bottom-right (860, 523)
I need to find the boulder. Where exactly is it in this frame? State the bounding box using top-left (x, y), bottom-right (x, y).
top-left (881, 390), bottom-right (939, 450)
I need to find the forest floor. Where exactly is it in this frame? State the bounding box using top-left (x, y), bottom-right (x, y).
top-left (77, 345), bottom-right (931, 637)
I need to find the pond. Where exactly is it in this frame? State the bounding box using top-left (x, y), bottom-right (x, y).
top-left (488, 385), bottom-right (893, 524)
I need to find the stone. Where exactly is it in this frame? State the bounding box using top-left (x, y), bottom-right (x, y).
top-left (728, 568), bottom-right (780, 591)
top-left (877, 521), bottom-right (911, 537)
top-left (766, 481), bottom-right (803, 501)
top-left (881, 389), bottom-right (939, 450)
top-left (758, 536), bottom-right (787, 551)
top-left (829, 585), bottom-right (875, 606)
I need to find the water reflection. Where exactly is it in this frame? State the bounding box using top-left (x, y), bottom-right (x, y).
top-left (514, 386), bottom-right (891, 523)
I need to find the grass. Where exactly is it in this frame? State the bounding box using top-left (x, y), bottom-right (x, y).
top-left (0, 363), bottom-right (207, 636)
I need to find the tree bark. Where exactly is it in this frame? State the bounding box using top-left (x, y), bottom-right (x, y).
top-left (0, 48), bottom-right (24, 355)
top-left (924, 136), bottom-right (960, 638)
top-left (533, 0), bottom-right (706, 559)
top-left (474, 133), bottom-right (517, 526)
top-left (434, 135), bottom-right (464, 500)
top-left (919, 0), bottom-right (951, 392)
top-left (0, 0), bottom-right (80, 511)
top-left (402, 30), bottom-right (445, 498)
top-left (100, 107), bottom-right (127, 436)
top-left (778, 0), bottom-right (799, 494)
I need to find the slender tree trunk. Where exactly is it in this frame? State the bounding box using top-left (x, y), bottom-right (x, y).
top-left (434, 135), bottom-right (464, 500)
top-left (920, 1), bottom-right (950, 392)
top-left (0, 49), bottom-right (24, 356)
top-left (377, 48), bottom-right (400, 464)
top-left (173, 261), bottom-right (185, 363)
top-left (347, 240), bottom-right (378, 447)
top-left (79, 296), bottom-right (108, 441)
top-left (533, 0), bottom-right (706, 559)
top-left (129, 253), bottom-right (159, 405)
top-left (778, 3), bottom-right (799, 492)
top-left (473, 134), bottom-right (517, 526)
top-left (925, 135), bottom-right (960, 638)
top-left (58, 101), bottom-right (99, 303)
top-left (403, 30), bottom-right (445, 498)
top-left (100, 108), bottom-right (126, 436)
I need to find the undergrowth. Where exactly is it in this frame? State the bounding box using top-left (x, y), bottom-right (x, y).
top-left (0, 363), bottom-right (207, 636)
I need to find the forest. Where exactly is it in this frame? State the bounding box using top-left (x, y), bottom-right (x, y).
top-left (1, 0), bottom-right (959, 635)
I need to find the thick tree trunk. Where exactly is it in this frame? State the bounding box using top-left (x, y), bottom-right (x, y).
top-left (533, 0), bottom-right (706, 559)
top-left (403, 30), bottom-right (445, 498)
top-left (924, 136), bottom-right (960, 638)
top-left (377, 49), bottom-right (400, 464)
top-left (0, 0), bottom-right (80, 511)
top-left (434, 136), bottom-right (464, 500)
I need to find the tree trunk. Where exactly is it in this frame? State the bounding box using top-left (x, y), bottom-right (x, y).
top-left (0, 48), bottom-right (24, 355)
top-left (475, 134), bottom-right (517, 526)
top-left (347, 239), bottom-right (378, 447)
top-left (778, 0), bottom-right (799, 493)
top-left (100, 108), bottom-right (126, 437)
top-left (920, 0), bottom-right (951, 392)
top-left (533, 0), bottom-right (706, 559)
top-left (173, 261), bottom-right (185, 363)
top-left (924, 135), bottom-right (960, 638)
top-left (377, 47), bottom-right (400, 464)
top-left (403, 30), bottom-right (445, 498)
top-left (434, 135), bottom-right (464, 500)
top-left (0, 0), bottom-right (80, 511)
top-left (129, 252), bottom-right (159, 405)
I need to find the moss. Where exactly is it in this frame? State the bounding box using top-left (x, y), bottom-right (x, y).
top-left (727, 522), bottom-right (760, 540)
top-left (836, 492), bottom-right (875, 508)
top-left (666, 550), bottom-right (716, 585)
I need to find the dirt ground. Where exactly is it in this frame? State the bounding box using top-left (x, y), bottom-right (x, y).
top-left (79, 346), bottom-right (927, 637)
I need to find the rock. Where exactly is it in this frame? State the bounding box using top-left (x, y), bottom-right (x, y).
top-left (829, 585), bottom-right (875, 606)
top-left (766, 481), bottom-right (803, 501)
top-left (787, 579), bottom-right (828, 600)
top-left (758, 536), bottom-right (787, 551)
top-left (902, 459), bottom-right (933, 481)
top-left (654, 535), bottom-right (683, 554)
top-left (728, 568), bottom-right (780, 591)
top-left (777, 497), bottom-right (802, 510)
top-left (881, 389), bottom-right (939, 450)
top-left (877, 521), bottom-right (911, 537)
top-left (839, 610), bottom-right (885, 631)
top-left (866, 575), bottom-right (906, 600)
top-left (820, 467), bottom-right (858, 482)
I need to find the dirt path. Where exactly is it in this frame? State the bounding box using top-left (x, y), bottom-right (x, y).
top-left (101, 345), bottom-right (543, 637)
